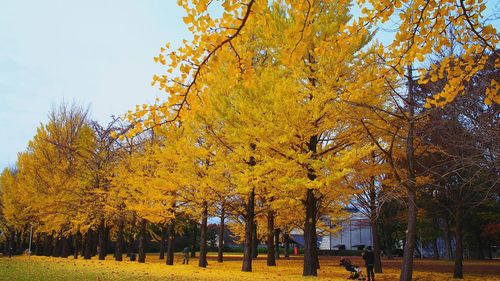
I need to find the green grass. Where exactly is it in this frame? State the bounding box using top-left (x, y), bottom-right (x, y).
top-left (0, 255), bottom-right (197, 281)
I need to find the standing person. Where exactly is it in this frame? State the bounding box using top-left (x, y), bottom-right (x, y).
top-left (362, 246), bottom-right (375, 281)
top-left (182, 246), bottom-right (190, 264)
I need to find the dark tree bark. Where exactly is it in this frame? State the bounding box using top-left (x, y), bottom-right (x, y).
top-left (191, 221), bottom-right (197, 258)
top-left (3, 235), bottom-right (8, 255)
top-left (266, 210), bottom-right (276, 266)
top-left (127, 235), bottom-right (135, 258)
top-left (303, 135), bottom-right (320, 276)
top-left (453, 208), bottom-right (464, 279)
top-left (159, 225), bottom-right (166, 260)
top-left (14, 231), bottom-right (19, 254)
top-left (241, 188), bottom-right (255, 272)
top-left (45, 234), bottom-right (54, 256)
top-left (383, 225), bottom-right (394, 260)
top-left (115, 219), bottom-right (124, 261)
top-left (98, 219), bottom-right (107, 260)
top-left (199, 201), bottom-right (209, 268)
top-left (474, 230), bottom-right (483, 260)
top-left (432, 237), bottom-right (440, 260)
top-left (443, 216), bottom-right (454, 261)
top-left (303, 187), bottom-right (319, 276)
top-left (84, 230), bottom-right (92, 259)
top-left (73, 232), bottom-right (80, 259)
top-left (274, 228), bottom-right (280, 260)
top-left (19, 231), bottom-right (26, 254)
top-left (369, 183), bottom-right (383, 273)
top-left (284, 233), bottom-right (290, 258)
top-left (91, 230), bottom-right (97, 257)
top-left (218, 204), bottom-right (225, 263)
top-left (371, 217), bottom-right (383, 272)
top-left (242, 147), bottom-right (257, 272)
top-left (252, 222), bottom-right (259, 259)
top-left (7, 231), bottom-right (15, 257)
top-left (52, 235), bottom-right (61, 257)
top-left (400, 66), bottom-right (418, 281)
top-left (35, 234), bottom-right (42, 256)
top-left (43, 234), bottom-right (53, 257)
top-left (61, 236), bottom-right (71, 258)
top-left (138, 219), bottom-right (146, 263)
top-left (166, 221), bottom-right (175, 265)
top-left (400, 189), bottom-right (418, 281)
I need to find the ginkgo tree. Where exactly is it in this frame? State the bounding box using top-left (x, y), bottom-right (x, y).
top-left (1, 1), bottom-right (498, 281)
top-left (136, 0), bottom-right (497, 280)
top-left (356, 0), bottom-right (499, 106)
top-left (157, 1), bottom-right (383, 276)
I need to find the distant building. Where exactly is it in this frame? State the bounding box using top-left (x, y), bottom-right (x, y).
top-left (319, 208), bottom-right (373, 250)
top-left (290, 207), bottom-right (373, 250)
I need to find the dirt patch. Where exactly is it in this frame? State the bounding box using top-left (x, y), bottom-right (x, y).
top-left (207, 255), bottom-right (500, 276)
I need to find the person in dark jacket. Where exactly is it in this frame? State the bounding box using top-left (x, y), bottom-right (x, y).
top-left (362, 246), bottom-right (375, 281)
top-left (182, 246), bottom-right (190, 264)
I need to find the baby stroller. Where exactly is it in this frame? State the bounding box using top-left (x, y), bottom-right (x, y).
top-left (339, 257), bottom-right (364, 280)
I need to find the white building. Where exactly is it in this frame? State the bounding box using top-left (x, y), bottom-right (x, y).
top-left (289, 207), bottom-right (374, 250)
top-left (318, 208), bottom-right (373, 250)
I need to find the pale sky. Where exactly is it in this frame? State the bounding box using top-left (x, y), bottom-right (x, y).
top-left (0, 0), bottom-right (190, 169)
top-left (0, 1), bottom-right (498, 170)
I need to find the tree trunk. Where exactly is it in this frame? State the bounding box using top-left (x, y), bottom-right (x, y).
top-left (303, 188), bottom-right (319, 276)
top-left (15, 230), bottom-right (21, 255)
top-left (115, 219), bottom-right (124, 261)
top-left (383, 225), bottom-right (394, 259)
top-left (35, 234), bottom-right (42, 256)
top-left (91, 230), bottom-right (97, 257)
top-left (252, 222), bottom-right (258, 259)
top-left (303, 135), bottom-right (320, 276)
top-left (453, 208), bottom-right (464, 279)
top-left (284, 233), bottom-right (290, 258)
top-left (369, 182), bottom-right (383, 273)
top-left (138, 219), bottom-right (146, 263)
top-left (267, 210), bottom-right (276, 266)
top-left (218, 204), bottom-right (225, 263)
top-left (19, 230), bottom-right (26, 255)
top-left (61, 236), bottom-right (70, 258)
top-left (371, 217), bottom-right (383, 272)
top-left (400, 188), bottom-right (418, 281)
top-left (199, 201), bottom-right (209, 268)
top-left (400, 65), bottom-right (417, 281)
top-left (432, 237), bottom-right (439, 260)
top-left (127, 235), bottom-right (135, 258)
top-left (443, 216), bottom-right (454, 261)
top-left (191, 221), bottom-right (197, 258)
top-left (52, 235), bottom-right (61, 257)
top-left (3, 234), bottom-right (8, 255)
top-left (84, 230), bottom-right (92, 259)
top-left (98, 219), bottom-right (106, 260)
top-left (46, 234), bottom-right (54, 256)
top-left (166, 221), bottom-right (175, 265)
top-left (274, 228), bottom-right (280, 260)
top-left (475, 230), bottom-right (483, 260)
top-left (8, 232), bottom-right (14, 257)
top-left (159, 225), bottom-right (166, 260)
top-left (73, 232), bottom-right (80, 259)
top-left (241, 188), bottom-right (255, 272)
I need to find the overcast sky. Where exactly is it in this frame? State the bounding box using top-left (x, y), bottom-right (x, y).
top-left (0, 1), bottom-right (498, 170)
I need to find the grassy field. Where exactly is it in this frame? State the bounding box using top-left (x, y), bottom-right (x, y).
top-left (0, 253), bottom-right (498, 280)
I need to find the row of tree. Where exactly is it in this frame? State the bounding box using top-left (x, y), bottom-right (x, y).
top-left (1, 1), bottom-right (498, 280)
